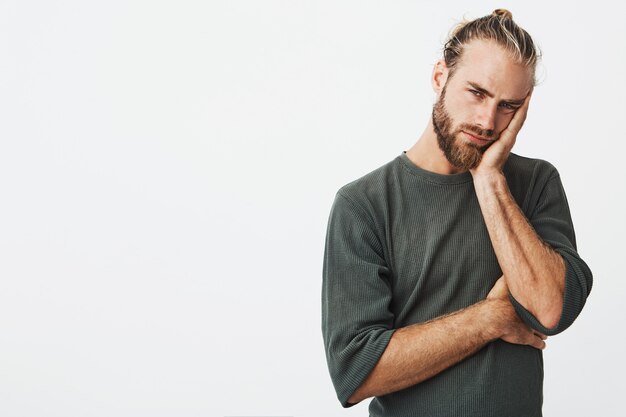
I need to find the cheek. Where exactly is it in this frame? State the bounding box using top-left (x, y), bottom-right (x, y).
top-left (448, 101), bottom-right (472, 126)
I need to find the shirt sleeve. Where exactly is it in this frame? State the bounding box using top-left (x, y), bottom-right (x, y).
top-left (508, 173), bottom-right (593, 336)
top-left (322, 191), bottom-right (396, 407)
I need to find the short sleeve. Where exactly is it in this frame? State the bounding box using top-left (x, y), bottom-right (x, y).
top-left (508, 173), bottom-right (593, 336)
top-left (322, 191), bottom-right (396, 407)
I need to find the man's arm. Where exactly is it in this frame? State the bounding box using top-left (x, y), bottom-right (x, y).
top-left (470, 93), bottom-right (566, 329)
top-left (472, 172), bottom-right (565, 329)
top-left (348, 278), bottom-right (545, 405)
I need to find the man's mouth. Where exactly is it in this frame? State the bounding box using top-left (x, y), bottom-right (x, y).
top-left (462, 131), bottom-right (493, 146)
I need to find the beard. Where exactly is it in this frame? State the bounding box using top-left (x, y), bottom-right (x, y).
top-left (432, 85), bottom-right (497, 171)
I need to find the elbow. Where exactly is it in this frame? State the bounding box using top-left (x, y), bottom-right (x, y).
top-left (533, 267), bottom-right (567, 330)
top-left (536, 310), bottom-right (560, 330)
top-left (347, 385), bottom-right (368, 406)
top-left (535, 296), bottom-right (564, 330)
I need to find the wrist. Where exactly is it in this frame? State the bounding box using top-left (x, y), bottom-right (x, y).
top-left (472, 170), bottom-right (509, 201)
top-left (481, 298), bottom-right (514, 340)
top-left (472, 168), bottom-right (505, 185)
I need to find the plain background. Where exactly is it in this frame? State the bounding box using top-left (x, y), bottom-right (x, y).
top-left (1, 1), bottom-right (624, 416)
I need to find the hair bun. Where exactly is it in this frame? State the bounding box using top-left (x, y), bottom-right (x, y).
top-left (492, 8), bottom-right (513, 19)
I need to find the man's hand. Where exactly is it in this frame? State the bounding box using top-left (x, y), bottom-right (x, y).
top-left (487, 276), bottom-right (547, 350)
top-left (470, 92), bottom-right (533, 176)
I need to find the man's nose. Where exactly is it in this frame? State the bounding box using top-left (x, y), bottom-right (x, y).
top-left (475, 103), bottom-right (497, 132)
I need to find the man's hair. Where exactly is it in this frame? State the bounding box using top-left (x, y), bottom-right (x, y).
top-left (443, 9), bottom-right (541, 84)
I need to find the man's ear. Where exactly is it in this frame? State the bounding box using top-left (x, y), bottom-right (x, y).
top-left (432, 59), bottom-right (449, 95)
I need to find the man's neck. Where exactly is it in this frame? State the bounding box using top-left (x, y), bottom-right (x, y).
top-left (405, 120), bottom-right (466, 175)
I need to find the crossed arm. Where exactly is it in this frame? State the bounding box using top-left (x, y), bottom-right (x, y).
top-left (347, 284), bottom-right (546, 404)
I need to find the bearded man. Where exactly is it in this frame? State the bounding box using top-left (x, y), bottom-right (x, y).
top-left (321, 9), bottom-right (592, 417)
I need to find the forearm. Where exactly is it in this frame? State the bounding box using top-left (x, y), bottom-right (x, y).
top-left (348, 299), bottom-right (502, 404)
top-left (473, 171), bottom-right (565, 328)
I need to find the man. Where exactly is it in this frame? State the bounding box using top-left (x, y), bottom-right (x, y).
top-left (321, 9), bottom-right (592, 417)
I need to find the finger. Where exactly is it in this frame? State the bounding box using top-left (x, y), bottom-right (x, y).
top-left (535, 332), bottom-right (548, 340)
top-left (518, 92), bottom-right (532, 121)
top-left (519, 92), bottom-right (532, 117)
top-left (493, 277), bottom-right (507, 291)
top-left (535, 335), bottom-right (546, 350)
top-left (525, 332), bottom-right (546, 350)
top-left (505, 92), bottom-right (532, 134)
top-left (487, 277), bottom-right (509, 300)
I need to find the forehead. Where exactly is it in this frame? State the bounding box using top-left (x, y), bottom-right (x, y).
top-left (451, 39), bottom-right (532, 98)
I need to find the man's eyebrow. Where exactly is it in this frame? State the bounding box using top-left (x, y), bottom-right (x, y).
top-left (468, 82), bottom-right (494, 98)
top-left (467, 82), bottom-right (525, 105)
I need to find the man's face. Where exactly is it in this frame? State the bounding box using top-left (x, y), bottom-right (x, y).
top-left (432, 40), bottom-right (533, 170)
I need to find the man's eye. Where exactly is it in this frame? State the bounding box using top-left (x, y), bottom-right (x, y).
top-left (469, 89), bottom-right (482, 97)
top-left (500, 103), bottom-right (518, 110)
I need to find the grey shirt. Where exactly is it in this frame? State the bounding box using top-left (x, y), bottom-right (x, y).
top-left (322, 151), bottom-right (592, 416)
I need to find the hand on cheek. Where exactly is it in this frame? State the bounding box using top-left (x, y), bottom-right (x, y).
top-left (471, 92), bottom-right (532, 177)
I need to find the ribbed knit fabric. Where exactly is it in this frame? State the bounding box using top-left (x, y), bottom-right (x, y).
top-left (321, 151), bottom-right (593, 416)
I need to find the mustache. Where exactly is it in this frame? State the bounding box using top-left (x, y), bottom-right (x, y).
top-left (458, 123), bottom-right (496, 140)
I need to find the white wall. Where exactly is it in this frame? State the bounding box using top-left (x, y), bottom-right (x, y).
top-left (0, 1), bottom-right (623, 416)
